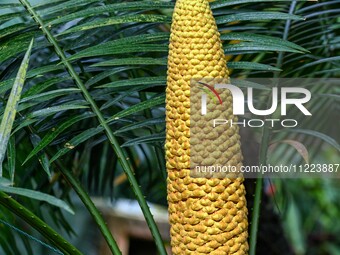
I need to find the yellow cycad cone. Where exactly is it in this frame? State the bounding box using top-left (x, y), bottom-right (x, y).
top-left (165, 0), bottom-right (249, 254)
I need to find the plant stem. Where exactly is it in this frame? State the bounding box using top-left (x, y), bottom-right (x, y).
top-left (0, 191), bottom-right (82, 255)
top-left (19, 1), bottom-right (167, 254)
top-left (276, 0), bottom-right (297, 76)
top-left (250, 2), bottom-right (298, 252)
top-left (55, 161), bottom-right (122, 255)
top-left (249, 125), bottom-right (270, 255)
top-left (249, 178), bottom-right (263, 255)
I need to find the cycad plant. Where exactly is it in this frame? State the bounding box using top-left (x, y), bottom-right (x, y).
top-left (0, 0), bottom-right (338, 255)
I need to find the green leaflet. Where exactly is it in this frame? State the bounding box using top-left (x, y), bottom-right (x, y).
top-left (20, 88), bottom-right (80, 103)
top-left (227, 62), bottom-right (281, 71)
top-left (69, 33), bottom-right (169, 60)
top-left (100, 84), bottom-right (165, 110)
top-left (0, 39), bottom-right (33, 177)
top-left (69, 44), bottom-right (168, 60)
top-left (285, 200), bottom-right (306, 254)
top-left (114, 117), bottom-right (164, 135)
top-left (224, 42), bottom-right (304, 55)
top-left (0, 32), bottom-right (33, 63)
top-left (49, 126), bottom-right (104, 163)
top-left (23, 112), bottom-right (94, 165)
top-left (216, 12), bottom-right (304, 24)
top-left (12, 118), bottom-right (37, 135)
top-left (92, 57), bottom-right (167, 67)
top-left (109, 94), bottom-right (165, 121)
top-left (47, 1), bottom-right (174, 26)
top-left (122, 133), bottom-right (165, 147)
top-left (0, 185), bottom-right (74, 215)
top-left (22, 77), bottom-right (71, 97)
top-left (0, 3), bottom-right (22, 9)
top-left (97, 76), bottom-right (166, 89)
top-left (36, 0), bottom-right (98, 14)
top-left (221, 32), bottom-right (307, 52)
top-left (296, 0), bottom-right (340, 14)
top-left (0, 177), bottom-right (12, 186)
top-left (85, 67), bottom-right (138, 87)
top-left (26, 64), bottom-right (66, 79)
top-left (26, 104), bottom-right (89, 119)
top-left (60, 15), bottom-right (171, 35)
top-left (0, 13), bottom-right (26, 24)
top-left (6, 137), bottom-right (15, 182)
top-left (290, 56), bottom-right (340, 73)
top-left (29, 134), bottom-right (51, 178)
top-left (0, 24), bottom-right (36, 41)
top-left (210, 0), bottom-right (305, 9)
top-left (0, 79), bottom-right (15, 95)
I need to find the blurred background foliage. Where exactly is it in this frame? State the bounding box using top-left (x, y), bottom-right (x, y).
top-left (0, 0), bottom-right (339, 254)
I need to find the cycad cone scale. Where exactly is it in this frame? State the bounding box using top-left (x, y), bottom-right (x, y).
top-left (165, 0), bottom-right (249, 254)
